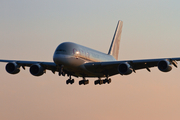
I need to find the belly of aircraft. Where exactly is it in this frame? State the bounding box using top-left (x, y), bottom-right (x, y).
top-left (53, 54), bottom-right (105, 77)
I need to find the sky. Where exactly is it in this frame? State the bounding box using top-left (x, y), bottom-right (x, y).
top-left (0, 0), bottom-right (180, 120)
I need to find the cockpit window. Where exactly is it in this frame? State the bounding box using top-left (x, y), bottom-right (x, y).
top-left (56, 49), bottom-right (66, 52)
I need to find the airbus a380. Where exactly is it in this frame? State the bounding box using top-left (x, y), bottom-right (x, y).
top-left (1, 20), bottom-right (180, 85)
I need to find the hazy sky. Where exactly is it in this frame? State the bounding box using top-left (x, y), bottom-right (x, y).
top-left (1, 0), bottom-right (180, 120)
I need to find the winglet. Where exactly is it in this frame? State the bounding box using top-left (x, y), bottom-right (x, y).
top-left (108, 20), bottom-right (123, 60)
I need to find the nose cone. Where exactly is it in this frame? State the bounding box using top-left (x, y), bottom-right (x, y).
top-left (54, 53), bottom-right (86, 69)
top-left (53, 53), bottom-right (59, 64)
top-left (53, 52), bottom-right (71, 64)
top-left (53, 42), bottom-right (74, 65)
top-left (53, 54), bottom-right (70, 65)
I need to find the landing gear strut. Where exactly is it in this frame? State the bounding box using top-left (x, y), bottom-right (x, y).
top-left (66, 75), bottom-right (74, 85)
top-left (58, 65), bottom-right (66, 76)
top-left (79, 77), bottom-right (89, 85)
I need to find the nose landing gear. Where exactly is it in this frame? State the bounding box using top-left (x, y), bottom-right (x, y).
top-left (58, 65), bottom-right (66, 76)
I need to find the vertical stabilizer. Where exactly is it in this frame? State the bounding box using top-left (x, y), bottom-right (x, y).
top-left (108, 20), bottom-right (123, 60)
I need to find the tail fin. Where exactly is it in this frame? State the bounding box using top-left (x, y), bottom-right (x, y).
top-left (108, 20), bottom-right (123, 60)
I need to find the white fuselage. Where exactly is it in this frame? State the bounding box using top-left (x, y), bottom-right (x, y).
top-left (53, 42), bottom-right (116, 77)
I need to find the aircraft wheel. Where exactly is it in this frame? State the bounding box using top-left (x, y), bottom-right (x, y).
top-left (108, 78), bottom-right (111, 84)
top-left (94, 80), bottom-right (98, 85)
top-left (82, 80), bottom-right (89, 85)
top-left (79, 80), bottom-right (83, 85)
top-left (70, 79), bottom-right (74, 84)
top-left (62, 72), bottom-right (65, 76)
top-left (85, 80), bottom-right (89, 85)
top-left (83, 80), bottom-right (86, 85)
top-left (58, 72), bottom-right (61, 76)
top-left (103, 79), bottom-right (108, 84)
top-left (99, 80), bottom-right (103, 85)
top-left (66, 79), bottom-right (70, 84)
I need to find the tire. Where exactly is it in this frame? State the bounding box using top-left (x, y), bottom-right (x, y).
top-left (108, 78), bottom-right (111, 84)
top-left (66, 79), bottom-right (70, 84)
top-left (71, 79), bottom-right (74, 84)
top-left (103, 79), bottom-right (108, 84)
top-left (99, 80), bottom-right (103, 85)
top-left (94, 80), bottom-right (98, 85)
top-left (85, 80), bottom-right (89, 84)
top-left (79, 81), bottom-right (82, 85)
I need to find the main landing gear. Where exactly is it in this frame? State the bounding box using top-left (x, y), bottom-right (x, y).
top-left (79, 77), bottom-right (89, 85)
top-left (94, 78), bottom-right (111, 85)
top-left (66, 75), bottom-right (74, 85)
top-left (65, 75), bottom-right (111, 85)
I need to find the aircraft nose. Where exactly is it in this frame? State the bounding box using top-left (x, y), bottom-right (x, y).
top-left (53, 54), bottom-right (71, 65)
top-left (53, 54), bottom-right (59, 64)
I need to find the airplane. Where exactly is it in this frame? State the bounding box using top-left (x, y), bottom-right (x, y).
top-left (0, 20), bottom-right (180, 85)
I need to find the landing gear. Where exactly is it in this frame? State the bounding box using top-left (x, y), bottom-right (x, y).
top-left (66, 79), bottom-right (74, 84)
top-left (58, 65), bottom-right (66, 76)
top-left (94, 78), bottom-right (111, 85)
top-left (94, 79), bottom-right (103, 85)
top-left (103, 78), bottom-right (111, 84)
top-left (79, 77), bottom-right (89, 85)
top-left (62, 72), bottom-right (65, 76)
top-left (66, 75), bottom-right (74, 85)
top-left (59, 72), bottom-right (66, 76)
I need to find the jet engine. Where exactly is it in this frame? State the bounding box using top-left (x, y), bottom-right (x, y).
top-left (118, 62), bottom-right (132, 75)
top-left (6, 62), bottom-right (20, 74)
top-left (29, 64), bottom-right (45, 76)
top-left (158, 60), bottom-right (172, 72)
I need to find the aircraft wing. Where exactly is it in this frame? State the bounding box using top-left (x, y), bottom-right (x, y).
top-left (84, 57), bottom-right (180, 76)
top-left (0, 59), bottom-right (58, 72)
top-left (0, 59), bottom-right (76, 77)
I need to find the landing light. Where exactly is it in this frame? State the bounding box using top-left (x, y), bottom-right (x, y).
top-left (76, 51), bottom-right (80, 54)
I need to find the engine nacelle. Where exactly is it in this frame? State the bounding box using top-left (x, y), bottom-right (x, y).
top-left (158, 60), bottom-right (172, 72)
top-left (118, 62), bottom-right (132, 75)
top-left (6, 62), bottom-right (20, 74)
top-left (29, 64), bottom-right (45, 76)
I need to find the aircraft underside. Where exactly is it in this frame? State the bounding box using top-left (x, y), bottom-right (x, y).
top-left (60, 64), bottom-right (113, 85)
